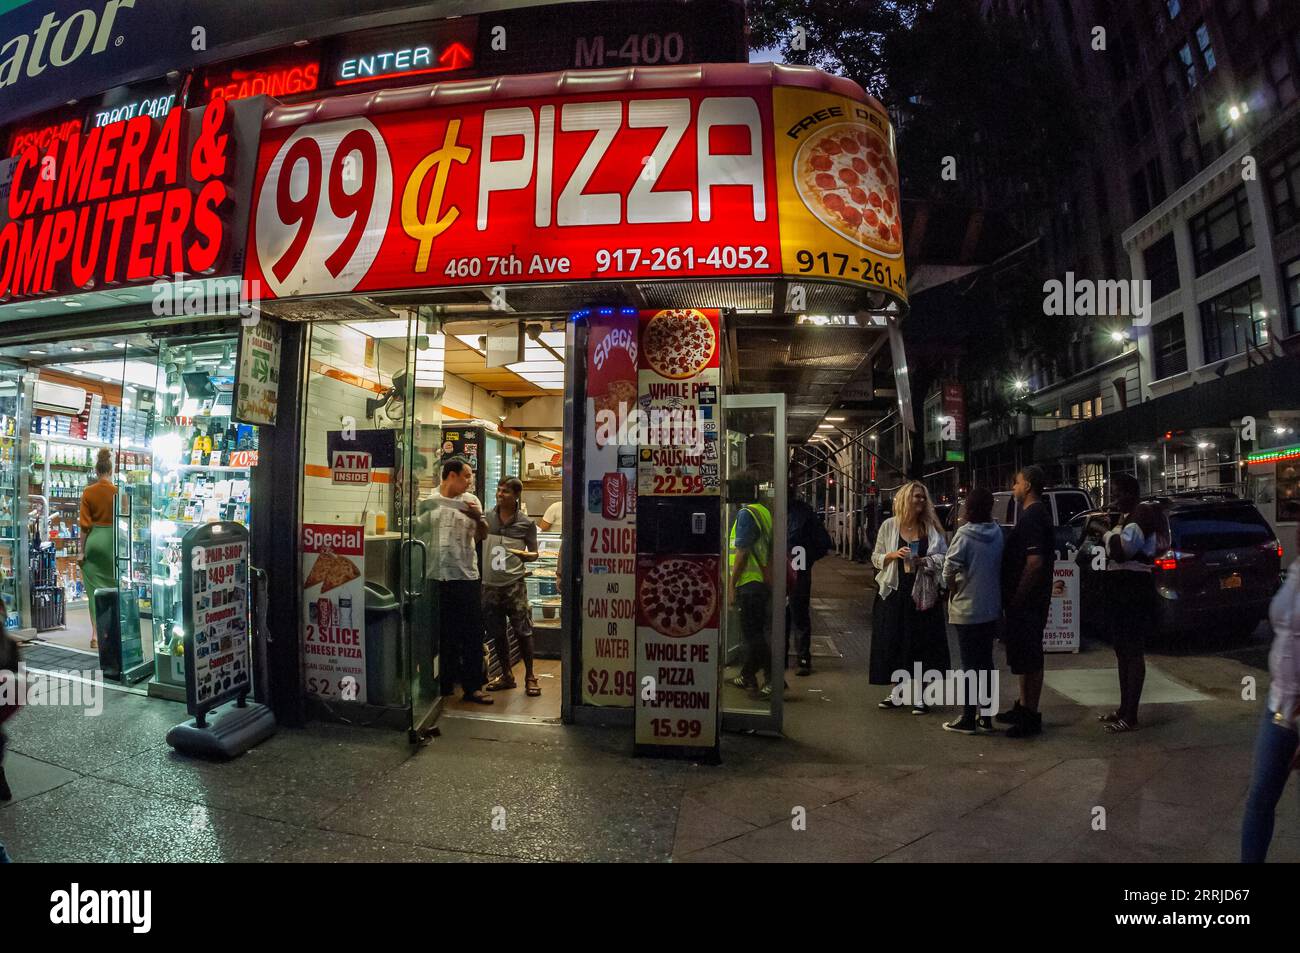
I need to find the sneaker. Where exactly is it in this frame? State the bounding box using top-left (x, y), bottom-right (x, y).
top-left (730, 675), bottom-right (758, 691)
top-left (995, 701), bottom-right (1026, 725)
top-left (977, 716), bottom-right (997, 732)
top-left (1005, 711), bottom-right (1043, 738)
top-left (760, 684), bottom-right (773, 698)
top-left (878, 694), bottom-right (902, 709)
top-left (796, 657), bottom-right (812, 677)
top-left (942, 717), bottom-right (978, 735)
top-left (911, 703), bottom-right (929, 715)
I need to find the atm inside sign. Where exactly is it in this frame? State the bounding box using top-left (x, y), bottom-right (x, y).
top-left (331, 450), bottom-right (372, 484)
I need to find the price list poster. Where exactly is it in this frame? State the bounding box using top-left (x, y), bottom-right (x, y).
top-left (187, 532), bottom-right (252, 711)
top-left (580, 312), bottom-right (639, 706)
top-left (634, 554), bottom-right (721, 757)
top-left (636, 308), bottom-right (721, 496)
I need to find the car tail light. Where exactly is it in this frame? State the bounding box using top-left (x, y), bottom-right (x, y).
top-left (1262, 540), bottom-right (1283, 559)
top-left (1155, 551), bottom-right (1193, 571)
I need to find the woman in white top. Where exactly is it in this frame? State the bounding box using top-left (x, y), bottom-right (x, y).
top-left (869, 481), bottom-right (949, 713)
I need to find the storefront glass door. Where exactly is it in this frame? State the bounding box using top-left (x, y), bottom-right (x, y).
top-left (0, 369), bottom-right (29, 637)
top-left (401, 316), bottom-right (444, 741)
top-left (720, 394), bottom-right (786, 734)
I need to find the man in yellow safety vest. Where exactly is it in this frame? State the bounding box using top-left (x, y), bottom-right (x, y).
top-left (729, 499), bottom-right (774, 696)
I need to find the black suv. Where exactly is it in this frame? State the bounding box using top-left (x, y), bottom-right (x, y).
top-left (1070, 492), bottom-right (1283, 641)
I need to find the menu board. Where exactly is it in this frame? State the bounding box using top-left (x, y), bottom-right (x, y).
top-left (636, 309), bottom-right (721, 496)
top-left (235, 318), bottom-right (282, 426)
top-left (633, 554), bottom-right (720, 755)
top-left (1043, 561), bottom-right (1081, 653)
top-left (581, 311), bottom-right (639, 707)
top-left (301, 524), bottom-right (368, 702)
top-left (182, 522), bottom-right (252, 717)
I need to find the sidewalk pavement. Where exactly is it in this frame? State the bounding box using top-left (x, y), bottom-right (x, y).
top-left (1, 556), bottom-right (1294, 863)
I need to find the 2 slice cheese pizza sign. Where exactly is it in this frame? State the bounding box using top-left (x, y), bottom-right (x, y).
top-left (795, 123), bottom-right (902, 257)
top-left (638, 558), bottom-right (719, 639)
top-left (642, 309), bottom-right (717, 381)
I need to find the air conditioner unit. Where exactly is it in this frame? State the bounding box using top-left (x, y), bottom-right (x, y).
top-left (34, 380), bottom-right (86, 416)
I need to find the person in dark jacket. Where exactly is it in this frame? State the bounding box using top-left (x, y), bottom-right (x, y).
top-left (941, 487), bottom-right (1004, 734)
top-left (786, 492), bottom-right (834, 676)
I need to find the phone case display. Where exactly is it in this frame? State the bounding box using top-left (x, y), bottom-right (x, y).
top-left (30, 435), bottom-right (103, 606)
top-left (119, 452), bottom-right (153, 617)
top-left (0, 410), bottom-right (20, 631)
top-left (150, 378), bottom-right (257, 688)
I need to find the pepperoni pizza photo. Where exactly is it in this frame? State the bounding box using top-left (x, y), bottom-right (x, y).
top-left (638, 557), bottom-right (719, 639)
top-left (641, 309), bottom-right (718, 381)
top-left (794, 123), bottom-right (903, 257)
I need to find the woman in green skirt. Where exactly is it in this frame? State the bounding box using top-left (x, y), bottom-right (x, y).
top-left (79, 448), bottom-right (117, 650)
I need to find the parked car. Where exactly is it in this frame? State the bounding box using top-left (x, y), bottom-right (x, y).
top-left (953, 485), bottom-right (1093, 556)
top-left (1070, 492), bottom-right (1283, 642)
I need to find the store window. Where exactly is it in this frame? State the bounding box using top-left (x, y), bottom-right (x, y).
top-left (1190, 186), bottom-right (1255, 275)
top-left (1143, 233), bottom-right (1181, 300)
top-left (1200, 277), bottom-right (1266, 364)
top-left (1166, 0), bottom-right (1181, 19)
top-left (1153, 317), bottom-right (1188, 379)
top-left (1268, 147), bottom-right (1300, 233)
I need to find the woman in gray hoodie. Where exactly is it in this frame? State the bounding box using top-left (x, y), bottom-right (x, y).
top-left (941, 487), bottom-right (1005, 734)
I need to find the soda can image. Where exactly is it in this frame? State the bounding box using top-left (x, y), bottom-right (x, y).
top-left (602, 472), bottom-right (626, 520)
top-left (317, 598), bottom-right (333, 632)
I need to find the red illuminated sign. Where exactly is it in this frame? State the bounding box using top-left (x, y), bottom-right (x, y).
top-left (199, 57), bottom-right (322, 105)
top-left (0, 100), bottom-right (236, 300)
top-left (8, 118), bottom-right (81, 158)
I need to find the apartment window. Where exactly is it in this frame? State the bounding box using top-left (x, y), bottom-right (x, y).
top-left (1166, 0), bottom-right (1181, 18)
top-left (1172, 130), bottom-right (1199, 185)
top-left (1190, 186), bottom-right (1255, 274)
top-left (1269, 147), bottom-right (1300, 232)
top-left (1147, 157), bottom-right (1167, 206)
top-left (1200, 277), bottom-right (1266, 363)
top-left (1093, 396), bottom-right (1104, 417)
top-left (1178, 43), bottom-right (1197, 89)
top-left (1153, 317), bottom-right (1188, 379)
top-left (1269, 45), bottom-right (1297, 110)
top-left (1285, 257), bottom-right (1300, 336)
top-left (1163, 60), bottom-right (1183, 108)
top-left (1143, 233), bottom-right (1180, 300)
top-left (1070, 402), bottom-right (1082, 419)
top-left (1195, 22), bottom-right (1216, 73)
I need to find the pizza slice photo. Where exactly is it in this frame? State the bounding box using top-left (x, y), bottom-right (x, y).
top-left (795, 122), bottom-right (903, 257)
top-left (304, 550), bottom-right (361, 593)
top-left (638, 556), bottom-right (720, 639)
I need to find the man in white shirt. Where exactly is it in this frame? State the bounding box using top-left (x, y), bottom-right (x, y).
top-left (537, 500), bottom-right (563, 533)
top-left (417, 457), bottom-right (494, 704)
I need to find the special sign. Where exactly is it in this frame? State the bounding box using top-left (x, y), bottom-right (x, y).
top-left (245, 67), bottom-right (907, 304)
top-left (301, 523), bottom-right (367, 703)
top-left (0, 99), bottom-right (237, 300)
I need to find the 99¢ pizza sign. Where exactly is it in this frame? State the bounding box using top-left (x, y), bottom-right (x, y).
top-left (245, 74), bottom-right (907, 302)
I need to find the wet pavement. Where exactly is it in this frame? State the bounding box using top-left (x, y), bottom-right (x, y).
top-left (1, 556), bottom-right (1296, 863)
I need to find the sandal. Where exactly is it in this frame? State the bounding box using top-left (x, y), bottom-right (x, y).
top-left (486, 677), bottom-right (517, 692)
top-left (463, 691), bottom-right (495, 705)
top-left (525, 677), bottom-right (541, 697)
top-left (1102, 717), bottom-right (1138, 733)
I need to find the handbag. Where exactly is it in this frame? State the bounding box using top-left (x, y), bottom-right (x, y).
top-left (912, 562), bottom-right (939, 612)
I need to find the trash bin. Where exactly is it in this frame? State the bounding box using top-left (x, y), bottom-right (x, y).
top-left (364, 582), bottom-right (406, 706)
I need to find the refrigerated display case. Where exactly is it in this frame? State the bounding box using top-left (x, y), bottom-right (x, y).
top-left (529, 530), bottom-right (562, 658)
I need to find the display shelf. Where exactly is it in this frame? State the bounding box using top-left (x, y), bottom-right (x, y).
top-left (526, 531), bottom-right (563, 657)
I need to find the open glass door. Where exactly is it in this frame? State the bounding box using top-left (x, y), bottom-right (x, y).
top-left (720, 393), bottom-right (786, 734)
top-left (401, 312), bottom-right (444, 742)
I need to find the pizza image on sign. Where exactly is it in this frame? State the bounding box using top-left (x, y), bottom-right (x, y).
top-left (795, 122), bottom-right (902, 257)
top-left (304, 551), bottom-right (361, 593)
top-left (637, 556), bottom-right (720, 639)
top-left (641, 309), bottom-right (718, 381)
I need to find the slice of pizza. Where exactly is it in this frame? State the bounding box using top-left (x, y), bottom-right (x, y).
top-left (305, 551), bottom-right (360, 592)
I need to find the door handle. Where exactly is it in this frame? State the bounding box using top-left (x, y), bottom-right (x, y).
top-left (402, 538), bottom-right (427, 600)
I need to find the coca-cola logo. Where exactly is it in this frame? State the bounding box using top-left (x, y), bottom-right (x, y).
top-left (593, 327), bottom-right (637, 371)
